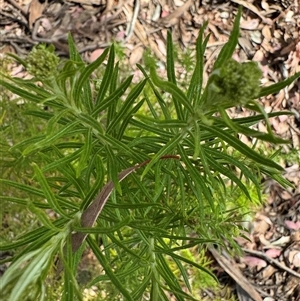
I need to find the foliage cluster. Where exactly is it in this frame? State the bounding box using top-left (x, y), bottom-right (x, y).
top-left (0, 7), bottom-right (299, 301)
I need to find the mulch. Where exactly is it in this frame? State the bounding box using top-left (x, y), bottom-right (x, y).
top-left (1, 0), bottom-right (300, 300)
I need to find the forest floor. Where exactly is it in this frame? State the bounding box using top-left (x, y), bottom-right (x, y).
top-left (1, 0), bottom-right (300, 300)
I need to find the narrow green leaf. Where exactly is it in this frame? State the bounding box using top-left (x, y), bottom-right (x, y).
top-left (73, 48), bottom-right (109, 105)
top-left (49, 146), bottom-right (86, 199)
top-left (27, 202), bottom-right (63, 232)
top-left (156, 253), bottom-right (192, 301)
top-left (68, 33), bottom-right (82, 62)
top-left (130, 119), bottom-right (173, 138)
top-left (0, 219), bottom-right (66, 251)
top-left (149, 66), bottom-right (193, 116)
top-left (6, 52), bottom-right (27, 67)
top-left (0, 196), bottom-right (42, 208)
top-left (106, 63), bottom-right (120, 127)
top-left (0, 180), bottom-right (77, 210)
top-left (82, 79), bottom-right (93, 114)
top-left (1, 249), bottom-right (41, 294)
top-left (205, 155), bottom-right (251, 200)
top-left (42, 148), bottom-right (82, 173)
top-left (61, 237), bottom-right (83, 301)
top-left (25, 110), bottom-right (70, 125)
top-left (76, 128), bottom-right (93, 178)
top-left (110, 61), bottom-right (119, 93)
top-left (95, 45), bottom-right (115, 105)
top-left (57, 61), bottom-right (79, 84)
top-left (230, 111), bottom-right (294, 126)
top-left (177, 152), bottom-right (202, 203)
top-left (201, 124), bottom-right (284, 170)
top-left (73, 216), bottom-right (131, 234)
top-left (141, 132), bottom-right (186, 178)
top-left (107, 79), bottom-right (147, 134)
top-left (46, 109), bottom-right (70, 135)
top-left (32, 163), bottom-right (70, 218)
top-left (219, 108), bottom-right (290, 144)
top-left (213, 6), bottom-right (242, 70)
top-left (135, 115), bottom-right (188, 129)
top-left (100, 133), bottom-right (143, 162)
top-left (206, 147), bottom-right (261, 200)
top-left (166, 31), bottom-right (176, 84)
top-left (117, 98), bottom-right (145, 140)
top-left (10, 135), bottom-right (46, 152)
top-left (76, 113), bottom-right (104, 135)
top-left (92, 75), bottom-right (133, 116)
top-left (80, 154), bottom-right (105, 210)
top-left (258, 72), bottom-right (300, 97)
top-left (178, 145), bottom-right (215, 208)
top-left (0, 179), bottom-right (47, 198)
top-left (188, 22), bottom-right (209, 106)
top-left (137, 64), bottom-right (171, 120)
top-left (174, 257), bottom-right (192, 292)
top-left (8, 77), bottom-right (53, 98)
top-left (105, 145), bottom-right (122, 194)
top-left (23, 121), bottom-right (80, 155)
top-left (87, 236), bottom-right (134, 301)
top-left (0, 80), bottom-right (45, 103)
top-left (156, 246), bottom-right (217, 282)
top-left (132, 272), bottom-right (152, 299)
top-left (8, 240), bottom-right (58, 301)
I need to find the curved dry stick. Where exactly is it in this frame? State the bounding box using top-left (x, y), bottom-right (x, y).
top-left (71, 155), bottom-right (180, 253)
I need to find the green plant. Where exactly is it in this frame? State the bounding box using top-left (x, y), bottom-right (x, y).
top-left (1, 7), bottom-right (299, 301)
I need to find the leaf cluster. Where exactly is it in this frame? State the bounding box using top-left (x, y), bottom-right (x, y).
top-left (0, 7), bottom-right (299, 301)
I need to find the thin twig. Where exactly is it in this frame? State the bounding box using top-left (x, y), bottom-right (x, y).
top-left (6, 0), bottom-right (28, 17)
top-left (124, 0), bottom-right (140, 43)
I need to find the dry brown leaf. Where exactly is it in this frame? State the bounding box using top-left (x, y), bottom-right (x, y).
top-left (129, 46), bottom-right (144, 66)
top-left (252, 49), bottom-right (265, 62)
top-left (102, 0), bottom-right (115, 14)
top-left (89, 48), bottom-right (105, 63)
top-left (260, 264), bottom-right (276, 279)
top-left (271, 236), bottom-right (291, 246)
top-left (133, 19), bottom-right (149, 46)
top-left (240, 18), bottom-right (259, 30)
top-left (261, 0), bottom-right (269, 11)
top-left (156, 38), bottom-right (167, 56)
top-left (242, 256), bottom-right (267, 269)
top-left (262, 25), bottom-right (272, 41)
top-left (28, 0), bottom-right (47, 29)
top-left (285, 220), bottom-right (300, 231)
top-left (265, 248), bottom-right (281, 258)
top-left (291, 251), bottom-right (300, 267)
top-left (253, 215), bottom-right (271, 235)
